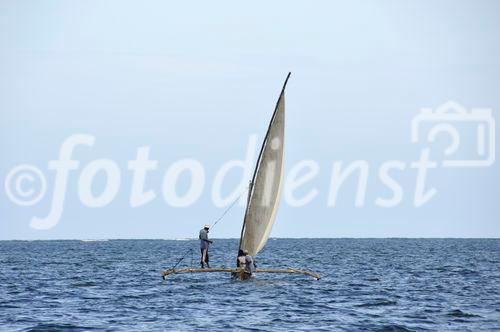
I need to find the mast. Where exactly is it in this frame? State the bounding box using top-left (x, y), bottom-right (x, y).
top-left (237, 72), bottom-right (291, 254)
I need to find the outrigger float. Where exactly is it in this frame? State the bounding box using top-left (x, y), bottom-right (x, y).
top-left (161, 73), bottom-right (320, 281)
top-left (162, 267), bottom-right (321, 280)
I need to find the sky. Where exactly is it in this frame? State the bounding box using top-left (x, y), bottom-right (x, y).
top-left (1, 0), bottom-right (499, 240)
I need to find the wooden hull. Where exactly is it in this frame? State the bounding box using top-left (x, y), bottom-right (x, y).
top-left (161, 267), bottom-right (321, 280)
top-left (231, 270), bottom-right (252, 280)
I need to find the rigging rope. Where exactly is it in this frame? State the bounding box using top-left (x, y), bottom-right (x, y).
top-left (210, 186), bottom-right (248, 229)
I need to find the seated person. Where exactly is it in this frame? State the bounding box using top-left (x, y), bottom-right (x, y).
top-left (243, 250), bottom-right (256, 274)
top-left (237, 250), bottom-right (246, 268)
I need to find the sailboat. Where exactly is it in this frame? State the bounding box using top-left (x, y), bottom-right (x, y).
top-left (162, 73), bottom-right (320, 281)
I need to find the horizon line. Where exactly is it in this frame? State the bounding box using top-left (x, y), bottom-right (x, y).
top-left (1, 237), bottom-right (499, 241)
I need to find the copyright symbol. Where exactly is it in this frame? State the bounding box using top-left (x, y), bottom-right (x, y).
top-left (4, 164), bottom-right (47, 206)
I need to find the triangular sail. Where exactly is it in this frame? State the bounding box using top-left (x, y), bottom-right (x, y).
top-left (239, 73), bottom-right (290, 256)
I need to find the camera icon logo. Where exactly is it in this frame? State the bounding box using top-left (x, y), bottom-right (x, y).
top-left (411, 101), bottom-right (495, 167)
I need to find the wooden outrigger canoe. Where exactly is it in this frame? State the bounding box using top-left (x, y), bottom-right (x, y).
top-left (161, 73), bottom-right (320, 282)
top-left (161, 267), bottom-right (321, 280)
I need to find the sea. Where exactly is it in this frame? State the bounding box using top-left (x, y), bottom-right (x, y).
top-left (0, 239), bottom-right (499, 331)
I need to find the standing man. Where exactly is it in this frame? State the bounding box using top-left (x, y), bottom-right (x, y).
top-left (199, 224), bottom-right (213, 268)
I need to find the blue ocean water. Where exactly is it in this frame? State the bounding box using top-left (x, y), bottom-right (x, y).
top-left (0, 239), bottom-right (499, 331)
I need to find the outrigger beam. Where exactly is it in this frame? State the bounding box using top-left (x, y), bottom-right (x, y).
top-left (161, 267), bottom-right (321, 280)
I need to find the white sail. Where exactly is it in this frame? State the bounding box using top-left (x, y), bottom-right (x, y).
top-left (239, 73), bottom-right (289, 256)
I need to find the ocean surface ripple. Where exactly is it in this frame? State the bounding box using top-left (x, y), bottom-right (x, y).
top-left (0, 239), bottom-right (499, 331)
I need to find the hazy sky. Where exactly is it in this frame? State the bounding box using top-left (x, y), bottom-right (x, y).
top-left (1, 1), bottom-right (499, 240)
